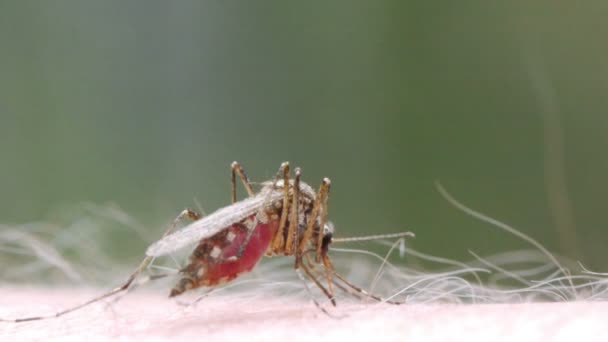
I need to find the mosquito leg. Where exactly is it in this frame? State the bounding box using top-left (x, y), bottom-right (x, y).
top-left (331, 276), bottom-right (363, 300)
top-left (1, 271), bottom-right (176, 323)
top-left (302, 249), bottom-right (336, 306)
top-left (1, 209), bottom-right (202, 323)
top-left (303, 254), bottom-right (362, 301)
top-left (231, 161), bottom-right (255, 203)
top-left (106, 273), bottom-right (172, 307)
top-left (231, 218), bottom-right (259, 261)
top-left (220, 214), bottom-right (262, 262)
top-left (295, 268), bottom-right (339, 318)
top-left (332, 271), bottom-right (405, 305)
top-left (296, 178), bottom-right (331, 267)
top-left (326, 257), bottom-right (406, 305)
top-left (191, 288), bottom-right (214, 305)
top-left (300, 258), bottom-right (337, 306)
top-left (313, 255), bottom-right (367, 302)
top-left (328, 274), bottom-right (388, 304)
top-left (298, 176), bottom-right (334, 298)
top-left (315, 182), bottom-right (330, 262)
top-left (321, 254), bottom-right (336, 303)
top-left (168, 209), bottom-right (202, 234)
top-left (304, 250), bottom-right (317, 271)
top-left (271, 162), bottom-right (290, 254)
top-left (175, 288), bottom-right (215, 307)
top-left (294, 178), bottom-right (336, 312)
top-left (284, 167), bottom-right (301, 256)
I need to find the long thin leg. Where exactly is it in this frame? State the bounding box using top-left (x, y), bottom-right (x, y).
top-left (175, 288), bottom-right (215, 307)
top-left (333, 271), bottom-right (405, 305)
top-left (294, 178), bottom-right (336, 306)
top-left (303, 254), bottom-right (363, 301)
top-left (1, 209), bottom-right (202, 323)
top-left (296, 178), bottom-right (331, 267)
top-left (302, 249), bottom-right (336, 306)
top-left (306, 247), bottom-right (406, 305)
top-left (231, 215), bottom-right (260, 260)
top-left (326, 256), bottom-right (406, 305)
top-left (315, 178), bottom-right (330, 263)
top-left (304, 251), bottom-right (318, 272)
top-left (323, 271), bottom-right (386, 304)
top-left (321, 253), bottom-right (335, 303)
top-left (300, 256), bottom-right (336, 306)
top-left (295, 269), bottom-right (337, 318)
top-left (284, 167), bottom-right (301, 256)
top-left (302, 246), bottom-right (336, 305)
top-left (314, 179), bottom-right (334, 299)
top-left (105, 273), bottom-right (172, 307)
top-left (231, 161), bottom-right (255, 203)
top-left (270, 162), bottom-right (290, 254)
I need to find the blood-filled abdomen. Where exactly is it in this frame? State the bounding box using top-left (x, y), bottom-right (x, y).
top-left (170, 214), bottom-right (278, 297)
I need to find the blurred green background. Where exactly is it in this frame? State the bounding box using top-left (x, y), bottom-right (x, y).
top-left (1, 1), bottom-right (608, 275)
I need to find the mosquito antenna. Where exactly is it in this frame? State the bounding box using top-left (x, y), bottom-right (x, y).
top-left (332, 231), bottom-right (415, 243)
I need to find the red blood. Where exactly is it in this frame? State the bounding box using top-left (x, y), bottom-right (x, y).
top-left (204, 217), bottom-right (279, 285)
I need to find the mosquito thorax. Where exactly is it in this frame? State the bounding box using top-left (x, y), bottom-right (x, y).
top-left (264, 179), bottom-right (316, 199)
top-left (261, 179), bottom-right (318, 220)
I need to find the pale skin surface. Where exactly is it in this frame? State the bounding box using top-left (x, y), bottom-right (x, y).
top-left (1, 287), bottom-right (607, 342)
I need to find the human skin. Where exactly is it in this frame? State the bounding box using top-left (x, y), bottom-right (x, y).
top-left (1, 287), bottom-right (607, 341)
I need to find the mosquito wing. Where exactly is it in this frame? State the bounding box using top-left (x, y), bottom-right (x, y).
top-left (146, 188), bottom-right (283, 257)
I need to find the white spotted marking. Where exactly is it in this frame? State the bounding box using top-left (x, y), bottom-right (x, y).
top-left (245, 216), bottom-right (256, 229)
top-left (210, 246), bottom-right (221, 259)
top-left (226, 231), bottom-right (236, 242)
top-left (257, 211), bottom-right (269, 224)
top-left (197, 267), bottom-right (206, 277)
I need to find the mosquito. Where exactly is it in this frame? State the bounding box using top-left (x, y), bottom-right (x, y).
top-left (2, 161), bottom-right (414, 323)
